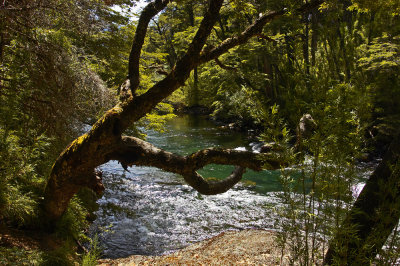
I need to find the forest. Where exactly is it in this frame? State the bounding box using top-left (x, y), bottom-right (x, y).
top-left (0, 0), bottom-right (400, 264)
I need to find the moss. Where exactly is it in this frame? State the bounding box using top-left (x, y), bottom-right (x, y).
top-left (73, 135), bottom-right (88, 148)
top-left (205, 177), bottom-right (219, 182)
top-left (241, 180), bottom-right (257, 187)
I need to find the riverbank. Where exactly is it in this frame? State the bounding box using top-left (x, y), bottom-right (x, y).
top-left (173, 104), bottom-right (262, 135)
top-left (98, 229), bottom-right (289, 265)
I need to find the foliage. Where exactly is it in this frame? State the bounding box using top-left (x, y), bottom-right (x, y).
top-left (0, 0), bottom-right (128, 264)
top-left (81, 235), bottom-right (102, 266)
top-left (0, 128), bottom-right (87, 264)
top-left (1, 1), bottom-right (117, 144)
top-left (55, 197), bottom-right (90, 242)
top-left (358, 34), bottom-right (400, 71)
top-left (0, 129), bottom-right (51, 227)
top-left (251, 0), bottom-right (400, 262)
top-left (1, 0), bottom-right (400, 264)
top-left (350, 0), bottom-right (400, 14)
top-left (272, 83), bottom-right (366, 264)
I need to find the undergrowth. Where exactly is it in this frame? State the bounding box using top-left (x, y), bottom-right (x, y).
top-left (0, 128), bottom-right (99, 265)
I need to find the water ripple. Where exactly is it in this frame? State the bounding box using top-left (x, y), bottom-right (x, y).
top-left (91, 161), bottom-right (279, 258)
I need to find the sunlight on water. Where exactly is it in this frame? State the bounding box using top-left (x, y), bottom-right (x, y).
top-left (93, 161), bottom-right (281, 258)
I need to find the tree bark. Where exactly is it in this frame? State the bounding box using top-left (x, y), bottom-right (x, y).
top-left (324, 133), bottom-right (400, 264)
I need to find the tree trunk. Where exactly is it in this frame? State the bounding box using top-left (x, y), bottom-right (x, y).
top-left (262, 55), bottom-right (273, 99)
top-left (43, 0), bottom-right (226, 227)
top-left (285, 34), bottom-right (295, 72)
top-left (311, 9), bottom-right (318, 67)
top-left (324, 133), bottom-right (400, 264)
top-left (188, 2), bottom-right (199, 106)
top-left (191, 67), bottom-right (199, 106)
top-left (302, 4), bottom-right (310, 78)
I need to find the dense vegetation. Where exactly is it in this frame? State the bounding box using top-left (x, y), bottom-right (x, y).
top-left (0, 0), bottom-right (399, 264)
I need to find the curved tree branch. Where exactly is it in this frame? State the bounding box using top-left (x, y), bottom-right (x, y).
top-left (108, 136), bottom-right (284, 195)
top-left (43, 0), bottom-right (226, 224)
top-left (182, 166), bottom-right (246, 195)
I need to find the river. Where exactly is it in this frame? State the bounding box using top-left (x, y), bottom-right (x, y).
top-left (90, 115), bottom-right (285, 258)
top-left (90, 115), bottom-right (372, 259)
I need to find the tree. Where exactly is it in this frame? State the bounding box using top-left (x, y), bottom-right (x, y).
top-left (0, 0), bottom-right (116, 141)
top-left (323, 2), bottom-right (400, 263)
top-left (324, 133), bottom-right (400, 264)
top-left (0, 0), bottom-right (123, 237)
top-left (44, 0), bottom-right (322, 226)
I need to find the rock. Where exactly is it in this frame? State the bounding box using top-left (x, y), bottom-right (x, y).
top-left (298, 114), bottom-right (316, 140)
top-left (182, 105), bottom-right (211, 115)
top-left (295, 114), bottom-right (317, 152)
top-left (260, 142), bottom-right (283, 153)
top-left (98, 229), bottom-right (290, 265)
top-left (260, 144), bottom-right (273, 153)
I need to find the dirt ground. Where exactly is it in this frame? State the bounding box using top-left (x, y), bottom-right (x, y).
top-left (0, 224), bottom-right (61, 252)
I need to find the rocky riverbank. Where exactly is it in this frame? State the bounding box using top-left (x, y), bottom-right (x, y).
top-left (98, 229), bottom-right (289, 265)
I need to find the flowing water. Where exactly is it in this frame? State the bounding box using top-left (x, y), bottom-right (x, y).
top-left (90, 115), bottom-right (373, 259)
